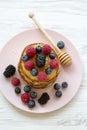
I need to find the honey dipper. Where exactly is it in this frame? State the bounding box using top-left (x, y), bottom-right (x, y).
top-left (29, 12), bottom-right (72, 66)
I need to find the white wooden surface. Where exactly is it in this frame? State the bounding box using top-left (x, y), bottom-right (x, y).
top-left (0, 0), bottom-right (87, 128)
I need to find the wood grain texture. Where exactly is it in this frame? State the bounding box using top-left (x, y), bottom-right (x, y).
top-left (0, 0), bottom-right (87, 128)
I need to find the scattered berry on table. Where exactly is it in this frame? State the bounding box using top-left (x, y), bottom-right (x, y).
top-left (24, 60), bottom-right (35, 70)
top-left (15, 87), bottom-right (21, 94)
top-left (30, 91), bottom-right (37, 99)
top-left (21, 93), bottom-right (30, 103)
top-left (45, 67), bottom-right (52, 75)
top-left (54, 83), bottom-right (60, 90)
top-left (42, 44), bottom-right (52, 55)
top-left (28, 100), bottom-right (35, 108)
top-left (36, 54), bottom-right (46, 67)
top-left (22, 55), bottom-right (29, 61)
top-left (36, 46), bottom-right (42, 53)
top-left (11, 77), bottom-right (20, 86)
top-left (55, 90), bottom-right (62, 97)
top-left (62, 82), bottom-right (68, 88)
top-left (26, 46), bottom-right (36, 58)
top-left (49, 53), bottom-right (56, 59)
top-left (38, 93), bottom-right (50, 105)
top-left (30, 68), bottom-right (38, 76)
top-left (57, 41), bottom-right (65, 49)
top-left (50, 59), bottom-right (59, 69)
top-left (37, 72), bottom-right (47, 82)
top-left (3, 64), bottom-right (16, 78)
top-left (23, 85), bottom-right (31, 93)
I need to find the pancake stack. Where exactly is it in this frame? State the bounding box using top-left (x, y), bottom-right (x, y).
top-left (18, 43), bottom-right (60, 89)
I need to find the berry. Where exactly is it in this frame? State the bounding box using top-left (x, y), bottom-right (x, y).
top-left (37, 72), bottom-right (47, 82)
top-left (38, 93), bottom-right (50, 105)
top-left (24, 61), bottom-right (35, 70)
top-left (15, 87), bottom-right (21, 94)
top-left (3, 65), bottom-right (16, 78)
top-left (54, 83), bottom-right (60, 90)
top-left (23, 85), bottom-right (31, 93)
top-left (26, 46), bottom-right (36, 58)
top-left (57, 41), bottom-right (65, 49)
top-left (30, 91), bottom-right (37, 99)
top-left (49, 53), bottom-right (55, 59)
top-left (28, 100), bottom-right (35, 108)
top-left (11, 77), bottom-right (20, 86)
top-left (36, 54), bottom-right (46, 67)
top-left (21, 93), bottom-right (30, 103)
top-left (50, 59), bottom-right (59, 69)
top-left (62, 82), bottom-right (68, 88)
top-left (55, 90), bottom-right (62, 97)
top-left (36, 46), bottom-right (42, 52)
top-left (22, 55), bottom-right (29, 61)
top-left (30, 68), bottom-right (38, 76)
top-left (45, 67), bottom-right (52, 75)
top-left (42, 44), bottom-right (52, 55)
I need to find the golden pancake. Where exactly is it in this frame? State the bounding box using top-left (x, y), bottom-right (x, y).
top-left (18, 43), bottom-right (60, 89)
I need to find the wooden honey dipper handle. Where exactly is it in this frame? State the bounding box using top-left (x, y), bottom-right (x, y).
top-left (29, 12), bottom-right (72, 66)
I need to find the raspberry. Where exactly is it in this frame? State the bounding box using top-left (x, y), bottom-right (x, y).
top-left (37, 72), bottom-right (47, 82)
top-left (21, 93), bottom-right (30, 103)
top-left (50, 59), bottom-right (59, 69)
top-left (42, 44), bottom-right (52, 55)
top-left (24, 61), bottom-right (35, 70)
top-left (11, 77), bottom-right (20, 86)
top-left (26, 46), bottom-right (36, 58)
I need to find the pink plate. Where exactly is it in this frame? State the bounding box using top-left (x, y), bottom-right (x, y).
top-left (0, 29), bottom-right (83, 113)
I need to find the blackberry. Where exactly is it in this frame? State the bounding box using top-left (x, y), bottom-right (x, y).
top-left (36, 54), bottom-right (46, 67)
top-left (38, 93), bottom-right (50, 105)
top-left (3, 65), bottom-right (16, 78)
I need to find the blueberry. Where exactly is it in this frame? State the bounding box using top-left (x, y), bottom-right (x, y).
top-left (54, 83), bottom-right (60, 90)
top-left (24, 85), bottom-right (31, 93)
top-left (28, 100), bottom-right (35, 108)
top-left (49, 53), bottom-right (56, 59)
top-left (62, 82), bottom-right (68, 88)
top-left (45, 67), bottom-right (52, 74)
top-left (22, 55), bottom-right (29, 61)
top-left (30, 68), bottom-right (38, 76)
top-left (55, 90), bottom-right (62, 97)
top-left (15, 87), bottom-right (21, 94)
top-left (57, 41), bottom-right (65, 49)
top-left (30, 91), bottom-right (37, 99)
top-left (36, 46), bottom-right (42, 52)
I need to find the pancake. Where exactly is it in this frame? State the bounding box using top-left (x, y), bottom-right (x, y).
top-left (18, 43), bottom-right (60, 89)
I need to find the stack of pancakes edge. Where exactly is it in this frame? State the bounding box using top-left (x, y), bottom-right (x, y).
top-left (18, 43), bottom-right (60, 89)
